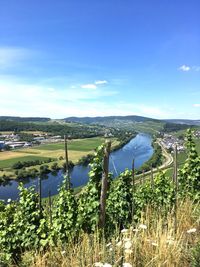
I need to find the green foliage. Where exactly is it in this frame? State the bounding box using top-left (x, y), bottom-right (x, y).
top-left (137, 143), bottom-right (163, 174)
top-left (179, 129), bottom-right (200, 198)
top-left (1, 130), bottom-right (200, 263)
top-left (163, 122), bottom-right (191, 133)
top-left (51, 177), bottom-right (77, 243)
top-left (106, 169), bottom-right (133, 230)
top-left (13, 184), bottom-right (48, 252)
top-left (0, 200), bottom-right (18, 259)
top-left (134, 172), bottom-right (174, 219)
top-left (77, 145), bottom-right (105, 232)
top-left (0, 119), bottom-right (106, 139)
top-left (0, 184), bottom-right (48, 259)
top-left (12, 158), bottom-right (54, 169)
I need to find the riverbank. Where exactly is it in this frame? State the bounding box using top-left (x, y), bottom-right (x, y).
top-left (136, 138), bottom-right (173, 181)
top-left (0, 137), bottom-right (119, 182)
top-left (0, 133), bottom-right (154, 200)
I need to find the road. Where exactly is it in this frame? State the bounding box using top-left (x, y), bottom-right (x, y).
top-left (136, 138), bottom-right (173, 179)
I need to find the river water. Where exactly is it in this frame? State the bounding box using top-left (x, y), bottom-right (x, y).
top-left (0, 133), bottom-right (153, 200)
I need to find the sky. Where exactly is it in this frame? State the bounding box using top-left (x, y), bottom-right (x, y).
top-left (0, 0), bottom-right (200, 119)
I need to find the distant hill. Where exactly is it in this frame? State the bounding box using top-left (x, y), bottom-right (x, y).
top-left (63, 115), bottom-right (165, 134)
top-left (0, 116), bottom-right (51, 122)
top-left (64, 115), bottom-right (160, 124)
top-left (165, 119), bottom-right (200, 126)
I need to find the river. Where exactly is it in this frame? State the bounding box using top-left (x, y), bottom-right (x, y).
top-left (0, 133), bottom-right (153, 200)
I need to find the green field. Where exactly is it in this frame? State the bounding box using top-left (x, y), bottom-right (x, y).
top-left (0, 137), bottom-right (119, 177)
top-left (0, 156), bottom-right (52, 169)
top-left (32, 137), bottom-right (106, 151)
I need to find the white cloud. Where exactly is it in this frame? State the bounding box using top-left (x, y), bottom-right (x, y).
top-left (193, 104), bottom-right (200, 107)
top-left (81, 80), bottom-right (108, 89)
top-left (178, 65), bottom-right (191, 72)
top-left (0, 80), bottom-right (172, 119)
top-left (0, 79), bottom-right (198, 120)
top-left (0, 79), bottom-right (119, 118)
top-left (81, 84), bottom-right (97, 90)
top-left (95, 80), bottom-right (108, 85)
top-left (47, 87), bottom-right (55, 92)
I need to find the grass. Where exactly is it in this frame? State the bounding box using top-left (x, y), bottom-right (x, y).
top-left (0, 156), bottom-right (52, 169)
top-left (0, 137), bottom-right (119, 178)
top-left (32, 137), bottom-right (106, 151)
top-left (20, 198), bottom-right (200, 267)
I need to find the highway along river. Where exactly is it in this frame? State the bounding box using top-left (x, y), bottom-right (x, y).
top-left (0, 133), bottom-right (153, 200)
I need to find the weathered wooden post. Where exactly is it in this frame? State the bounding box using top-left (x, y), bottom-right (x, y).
top-left (38, 176), bottom-right (42, 214)
top-left (48, 190), bottom-right (52, 226)
top-left (132, 159), bottom-right (135, 218)
top-left (173, 145), bottom-right (178, 233)
top-left (99, 140), bottom-right (111, 228)
top-left (64, 134), bottom-right (70, 190)
top-left (150, 166), bottom-right (154, 189)
top-left (142, 170), bottom-right (145, 183)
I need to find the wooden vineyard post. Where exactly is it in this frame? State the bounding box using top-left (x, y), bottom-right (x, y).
top-left (38, 176), bottom-right (42, 214)
top-left (48, 190), bottom-right (52, 226)
top-left (64, 135), bottom-right (70, 190)
top-left (99, 140), bottom-right (111, 228)
top-left (151, 166), bottom-right (154, 189)
top-left (173, 145), bottom-right (178, 234)
top-left (132, 159), bottom-right (135, 218)
top-left (142, 170), bottom-right (145, 183)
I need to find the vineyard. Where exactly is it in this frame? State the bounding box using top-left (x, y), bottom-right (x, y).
top-left (0, 129), bottom-right (200, 266)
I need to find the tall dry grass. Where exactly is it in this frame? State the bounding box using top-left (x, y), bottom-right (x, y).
top-left (21, 199), bottom-right (200, 267)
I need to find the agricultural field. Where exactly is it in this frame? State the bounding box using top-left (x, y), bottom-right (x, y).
top-left (0, 156), bottom-right (51, 169)
top-left (32, 137), bottom-right (108, 152)
top-left (0, 137), bottom-right (119, 178)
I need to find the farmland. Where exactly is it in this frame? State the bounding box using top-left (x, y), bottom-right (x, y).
top-left (0, 137), bottom-right (119, 178)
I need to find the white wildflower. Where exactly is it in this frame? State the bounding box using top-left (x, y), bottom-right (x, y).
top-left (124, 241), bottom-right (132, 250)
top-left (166, 239), bottom-right (175, 245)
top-left (124, 238), bottom-right (131, 242)
top-left (94, 263), bottom-right (103, 267)
top-left (124, 249), bottom-right (133, 255)
top-left (103, 263), bottom-right (112, 267)
top-left (123, 263), bottom-right (132, 267)
top-left (121, 229), bottom-right (128, 233)
top-left (138, 224), bottom-right (147, 230)
top-left (109, 247), bottom-right (113, 251)
top-left (187, 228), bottom-right (197, 234)
top-left (7, 198), bottom-right (11, 203)
top-left (116, 241), bottom-right (122, 247)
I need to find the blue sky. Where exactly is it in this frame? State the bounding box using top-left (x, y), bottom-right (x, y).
top-left (0, 0), bottom-right (200, 119)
